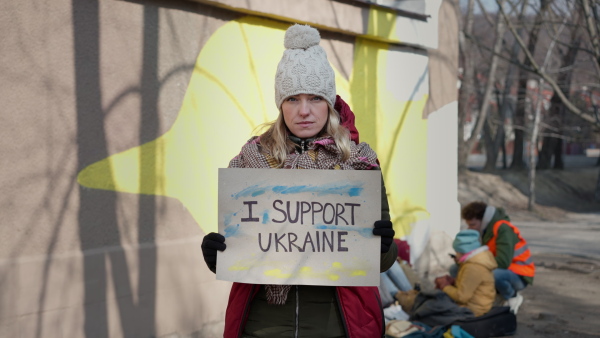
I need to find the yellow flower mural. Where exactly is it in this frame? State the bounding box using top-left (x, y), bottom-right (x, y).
top-left (78, 15), bottom-right (430, 238)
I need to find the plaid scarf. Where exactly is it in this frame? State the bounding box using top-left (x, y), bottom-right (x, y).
top-left (228, 135), bottom-right (379, 305)
top-left (229, 136), bottom-right (379, 171)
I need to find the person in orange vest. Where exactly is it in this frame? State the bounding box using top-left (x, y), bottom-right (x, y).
top-left (461, 201), bottom-right (535, 314)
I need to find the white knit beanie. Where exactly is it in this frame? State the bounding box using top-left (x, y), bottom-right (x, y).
top-left (274, 24), bottom-right (336, 109)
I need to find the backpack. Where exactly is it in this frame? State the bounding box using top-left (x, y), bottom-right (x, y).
top-left (453, 306), bottom-right (517, 338)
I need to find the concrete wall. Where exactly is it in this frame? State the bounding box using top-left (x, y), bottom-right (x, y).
top-left (0, 0), bottom-right (458, 336)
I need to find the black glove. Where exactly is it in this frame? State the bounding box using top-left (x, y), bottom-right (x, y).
top-left (201, 232), bottom-right (226, 273)
top-left (373, 220), bottom-right (394, 253)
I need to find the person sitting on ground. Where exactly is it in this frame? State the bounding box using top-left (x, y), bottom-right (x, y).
top-left (461, 201), bottom-right (535, 314)
top-left (435, 229), bottom-right (497, 317)
top-left (380, 260), bottom-right (414, 307)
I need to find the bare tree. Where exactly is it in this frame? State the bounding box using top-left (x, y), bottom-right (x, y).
top-left (580, 0), bottom-right (600, 201)
top-left (528, 14), bottom-right (569, 210)
top-left (458, 0), bottom-right (600, 202)
top-left (498, 1), bottom-right (600, 126)
top-left (458, 0), bottom-right (507, 172)
top-left (507, 0), bottom-right (553, 170)
top-left (482, 0), bottom-right (529, 172)
top-left (458, 0), bottom-right (477, 173)
top-left (581, 0), bottom-right (600, 77)
top-left (537, 11), bottom-right (583, 170)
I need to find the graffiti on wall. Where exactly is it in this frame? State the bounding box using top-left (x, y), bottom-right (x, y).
top-left (78, 15), bottom-right (431, 238)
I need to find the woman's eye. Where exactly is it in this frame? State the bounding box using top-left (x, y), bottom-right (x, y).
top-left (311, 96), bottom-right (322, 101)
top-left (287, 97), bottom-right (297, 102)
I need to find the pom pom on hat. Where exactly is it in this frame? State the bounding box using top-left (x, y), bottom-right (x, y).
top-left (284, 24), bottom-right (321, 49)
top-left (453, 229), bottom-right (481, 254)
top-left (274, 24), bottom-right (336, 109)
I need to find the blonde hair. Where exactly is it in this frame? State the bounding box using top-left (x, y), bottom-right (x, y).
top-left (257, 105), bottom-right (351, 167)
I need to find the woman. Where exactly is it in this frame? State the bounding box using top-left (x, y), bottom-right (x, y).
top-left (201, 24), bottom-right (397, 338)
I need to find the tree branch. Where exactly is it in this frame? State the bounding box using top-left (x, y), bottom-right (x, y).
top-left (464, 32), bottom-right (536, 72)
top-left (465, 0), bottom-right (507, 155)
top-left (496, 0), bottom-right (600, 127)
top-left (475, 0), bottom-right (496, 27)
top-left (581, 0), bottom-right (600, 78)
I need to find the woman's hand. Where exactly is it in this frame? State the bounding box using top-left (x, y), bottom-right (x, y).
top-left (201, 232), bottom-right (226, 273)
top-left (373, 220), bottom-right (395, 253)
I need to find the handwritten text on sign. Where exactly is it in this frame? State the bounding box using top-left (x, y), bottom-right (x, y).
top-left (217, 168), bottom-right (381, 286)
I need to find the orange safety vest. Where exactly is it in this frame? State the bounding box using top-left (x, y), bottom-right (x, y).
top-left (486, 220), bottom-right (535, 277)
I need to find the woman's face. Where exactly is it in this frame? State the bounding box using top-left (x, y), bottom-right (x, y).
top-left (281, 94), bottom-right (329, 139)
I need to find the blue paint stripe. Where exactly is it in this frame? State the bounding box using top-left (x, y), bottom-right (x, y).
top-left (232, 182), bottom-right (364, 199)
top-left (223, 224), bottom-right (240, 238)
top-left (314, 224), bottom-right (373, 237)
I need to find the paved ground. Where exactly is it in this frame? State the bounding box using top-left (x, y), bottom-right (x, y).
top-left (518, 213), bottom-right (600, 260)
top-left (509, 213), bottom-right (600, 338)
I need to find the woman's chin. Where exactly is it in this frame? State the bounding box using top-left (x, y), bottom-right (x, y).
top-left (292, 131), bottom-right (319, 139)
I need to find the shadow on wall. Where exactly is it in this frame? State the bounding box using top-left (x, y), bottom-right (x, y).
top-left (72, 1), bottom-right (159, 336)
top-left (66, 2), bottom-right (439, 334)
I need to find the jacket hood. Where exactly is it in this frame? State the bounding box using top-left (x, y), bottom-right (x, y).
top-left (334, 95), bottom-right (360, 144)
top-left (489, 207), bottom-right (510, 226)
top-left (481, 207), bottom-right (510, 235)
top-left (462, 246), bottom-right (498, 271)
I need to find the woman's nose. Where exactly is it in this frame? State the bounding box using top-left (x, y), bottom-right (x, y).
top-left (298, 100), bottom-right (310, 116)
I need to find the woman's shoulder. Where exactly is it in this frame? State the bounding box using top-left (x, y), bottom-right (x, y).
top-left (228, 136), bottom-right (262, 168)
top-left (247, 136), bottom-right (261, 144)
top-left (351, 141), bottom-right (379, 160)
top-left (334, 140), bottom-right (379, 170)
top-left (238, 136), bottom-right (262, 151)
top-left (233, 136), bottom-right (261, 152)
top-left (353, 141), bottom-right (374, 151)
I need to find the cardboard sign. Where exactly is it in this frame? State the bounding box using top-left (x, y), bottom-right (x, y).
top-left (217, 168), bottom-right (381, 286)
